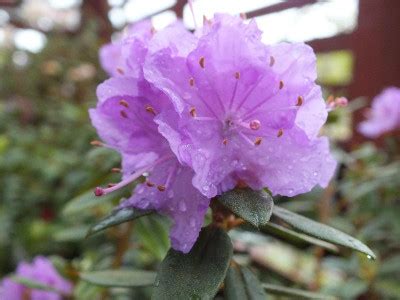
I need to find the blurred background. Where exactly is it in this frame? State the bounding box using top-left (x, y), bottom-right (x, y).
top-left (0, 0), bottom-right (399, 299)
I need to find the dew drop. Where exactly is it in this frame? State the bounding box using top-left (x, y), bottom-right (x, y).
top-left (367, 255), bottom-right (372, 260)
top-left (178, 201), bottom-right (187, 212)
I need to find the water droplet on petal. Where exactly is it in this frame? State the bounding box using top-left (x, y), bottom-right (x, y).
top-left (367, 255), bottom-right (372, 260)
top-left (178, 201), bottom-right (187, 212)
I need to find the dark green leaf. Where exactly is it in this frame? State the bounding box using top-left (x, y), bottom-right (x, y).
top-left (241, 267), bottom-right (268, 300)
top-left (218, 188), bottom-right (274, 227)
top-left (224, 265), bottom-right (247, 300)
top-left (262, 283), bottom-right (336, 299)
top-left (80, 270), bottom-right (156, 288)
top-left (86, 207), bottom-right (152, 237)
top-left (272, 206), bottom-right (376, 259)
top-left (152, 226), bottom-right (233, 299)
top-left (262, 222), bottom-right (339, 253)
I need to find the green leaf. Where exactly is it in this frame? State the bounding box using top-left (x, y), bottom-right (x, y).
top-left (241, 267), bottom-right (268, 300)
top-left (62, 187), bottom-right (129, 216)
top-left (80, 270), bottom-right (156, 288)
top-left (152, 226), bottom-right (233, 299)
top-left (11, 276), bottom-right (64, 294)
top-left (217, 188), bottom-right (274, 227)
top-left (224, 265), bottom-right (247, 300)
top-left (272, 206), bottom-right (376, 259)
top-left (262, 283), bottom-right (336, 300)
top-left (86, 207), bottom-right (152, 237)
top-left (53, 225), bottom-right (89, 242)
top-left (262, 222), bottom-right (339, 253)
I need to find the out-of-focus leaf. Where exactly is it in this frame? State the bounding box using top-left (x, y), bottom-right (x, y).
top-left (87, 207), bottom-right (152, 237)
top-left (80, 270), bottom-right (156, 287)
top-left (136, 215), bottom-right (170, 261)
top-left (241, 267), bottom-right (268, 300)
top-left (224, 265), bottom-right (247, 300)
top-left (379, 255), bottom-right (400, 276)
top-left (272, 206), bottom-right (376, 259)
top-left (53, 226), bottom-right (89, 242)
top-left (262, 222), bottom-right (339, 253)
top-left (262, 283), bottom-right (336, 299)
top-left (11, 276), bottom-right (65, 295)
top-left (375, 279), bottom-right (400, 299)
top-left (152, 226), bottom-right (232, 299)
top-left (218, 188), bottom-right (273, 227)
top-left (62, 187), bottom-right (129, 216)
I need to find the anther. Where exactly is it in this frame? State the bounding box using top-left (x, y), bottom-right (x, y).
top-left (296, 96), bottom-right (303, 106)
top-left (203, 15), bottom-right (212, 25)
top-left (199, 57), bottom-right (205, 68)
top-left (94, 187), bottom-right (104, 196)
top-left (223, 138), bottom-right (228, 145)
top-left (254, 137), bottom-right (262, 146)
top-left (146, 181), bottom-right (155, 187)
top-left (249, 120), bottom-right (261, 130)
top-left (145, 105), bottom-right (156, 115)
top-left (269, 56), bottom-right (275, 67)
top-left (277, 129), bottom-right (284, 137)
top-left (119, 99), bottom-right (129, 108)
top-left (235, 72), bottom-right (240, 79)
top-left (279, 80), bottom-right (284, 89)
top-left (157, 185), bottom-right (166, 192)
top-left (120, 110), bottom-right (128, 118)
top-left (116, 67), bottom-right (124, 75)
top-left (189, 77), bottom-right (195, 86)
top-left (111, 168), bottom-right (121, 173)
top-left (90, 140), bottom-right (103, 147)
top-left (189, 107), bottom-right (197, 117)
top-left (240, 12), bottom-right (247, 20)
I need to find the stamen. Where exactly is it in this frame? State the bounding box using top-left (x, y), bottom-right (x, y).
top-left (189, 77), bottom-right (195, 86)
top-left (254, 137), bottom-right (262, 146)
top-left (119, 99), bottom-right (129, 108)
top-left (279, 80), bottom-right (284, 89)
top-left (120, 110), bottom-right (128, 118)
top-left (240, 12), bottom-right (247, 20)
top-left (94, 157), bottom-right (169, 197)
top-left (203, 15), bottom-right (212, 26)
top-left (145, 105), bottom-right (156, 115)
top-left (116, 67), bottom-right (124, 75)
top-left (223, 138), bottom-right (228, 145)
top-left (157, 185), bottom-right (166, 191)
top-left (249, 120), bottom-right (261, 130)
top-left (111, 168), bottom-right (121, 173)
top-left (269, 56), bottom-right (275, 67)
top-left (107, 183), bottom-right (116, 188)
top-left (277, 129), bottom-right (284, 137)
top-left (190, 107), bottom-right (197, 117)
top-left (235, 72), bottom-right (240, 79)
top-left (90, 140), bottom-right (104, 147)
top-left (146, 181), bottom-right (155, 187)
top-left (199, 57), bottom-right (205, 69)
top-left (239, 131), bottom-right (256, 146)
top-left (296, 96), bottom-right (303, 106)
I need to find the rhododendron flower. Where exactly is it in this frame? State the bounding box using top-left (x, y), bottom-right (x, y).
top-left (99, 20), bottom-right (153, 77)
top-left (358, 87), bottom-right (400, 138)
top-left (0, 256), bottom-right (72, 300)
top-left (90, 76), bottom-right (209, 253)
top-left (145, 14), bottom-right (336, 198)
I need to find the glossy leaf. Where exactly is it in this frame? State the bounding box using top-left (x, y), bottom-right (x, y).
top-left (80, 270), bottom-right (156, 288)
top-left (152, 226), bottom-right (233, 299)
top-left (218, 188), bottom-right (274, 227)
top-left (272, 206), bottom-right (376, 259)
top-left (262, 222), bottom-right (339, 253)
top-left (262, 283), bottom-right (336, 300)
top-left (86, 207), bottom-right (152, 237)
top-left (224, 265), bottom-right (247, 300)
top-left (241, 267), bottom-right (268, 300)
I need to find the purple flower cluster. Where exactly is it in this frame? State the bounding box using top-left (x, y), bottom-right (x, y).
top-left (358, 87), bottom-right (400, 138)
top-left (0, 256), bottom-right (72, 300)
top-left (91, 14), bottom-right (336, 253)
